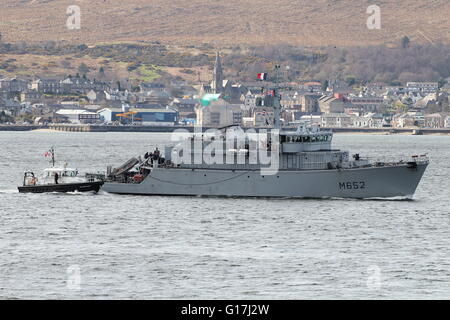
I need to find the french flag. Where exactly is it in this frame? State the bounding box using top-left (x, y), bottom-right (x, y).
top-left (257, 73), bottom-right (268, 80)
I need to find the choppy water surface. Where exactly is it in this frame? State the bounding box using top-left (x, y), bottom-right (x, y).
top-left (0, 131), bottom-right (449, 299)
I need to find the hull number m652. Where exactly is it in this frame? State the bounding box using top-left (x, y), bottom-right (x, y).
top-left (339, 181), bottom-right (366, 190)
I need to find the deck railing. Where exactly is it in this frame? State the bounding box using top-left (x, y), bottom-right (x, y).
top-left (364, 154), bottom-right (429, 166)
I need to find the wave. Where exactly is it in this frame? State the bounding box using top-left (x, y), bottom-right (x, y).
top-left (0, 189), bottom-right (19, 194)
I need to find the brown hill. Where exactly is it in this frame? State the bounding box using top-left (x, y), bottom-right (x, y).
top-left (0, 0), bottom-right (448, 47)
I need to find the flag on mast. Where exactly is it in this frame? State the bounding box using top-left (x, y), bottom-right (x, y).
top-left (257, 73), bottom-right (268, 80)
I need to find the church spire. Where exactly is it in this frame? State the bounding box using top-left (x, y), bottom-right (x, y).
top-left (212, 51), bottom-right (223, 94)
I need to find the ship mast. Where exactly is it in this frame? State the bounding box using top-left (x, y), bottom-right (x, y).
top-left (50, 147), bottom-right (55, 167)
top-left (258, 63), bottom-right (283, 130)
top-left (273, 91), bottom-right (281, 130)
top-left (272, 64), bottom-right (282, 130)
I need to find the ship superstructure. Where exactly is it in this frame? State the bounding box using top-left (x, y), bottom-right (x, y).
top-left (101, 90), bottom-right (428, 199)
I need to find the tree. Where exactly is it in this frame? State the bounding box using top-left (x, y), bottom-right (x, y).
top-left (0, 111), bottom-right (9, 123)
top-left (438, 78), bottom-right (448, 89)
top-left (404, 97), bottom-right (413, 106)
top-left (345, 76), bottom-right (356, 86)
top-left (401, 36), bottom-right (410, 49)
top-left (321, 80), bottom-right (329, 91)
top-left (98, 67), bottom-right (106, 80)
top-left (394, 100), bottom-right (407, 113)
top-left (78, 63), bottom-right (90, 75)
top-left (61, 60), bottom-right (71, 69)
top-left (77, 44), bottom-right (88, 51)
top-left (169, 87), bottom-right (184, 98)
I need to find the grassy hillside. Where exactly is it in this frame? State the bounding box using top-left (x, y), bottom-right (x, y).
top-left (1, 41), bottom-right (449, 85)
top-left (0, 0), bottom-right (448, 46)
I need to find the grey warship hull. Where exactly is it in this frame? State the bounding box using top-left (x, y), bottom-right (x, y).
top-left (101, 162), bottom-right (427, 199)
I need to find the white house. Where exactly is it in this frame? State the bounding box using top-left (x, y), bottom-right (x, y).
top-left (56, 109), bottom-right (100, 124)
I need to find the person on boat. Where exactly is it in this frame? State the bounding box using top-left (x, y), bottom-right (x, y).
top-left (54, 172), bottom-right (59, 184)
top-left (153, 147), bottom-right (160, 162)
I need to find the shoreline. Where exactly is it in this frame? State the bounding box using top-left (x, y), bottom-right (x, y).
top-left (0, 124), bottom-right (449, 135)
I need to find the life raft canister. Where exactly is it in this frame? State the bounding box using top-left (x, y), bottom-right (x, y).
top-left (133, 174), bottom-right (144, 183)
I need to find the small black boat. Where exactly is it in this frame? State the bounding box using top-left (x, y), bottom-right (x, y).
top-left (18, 148), bottom-right (104, 194)
top-left (18, 180), bottom-right (104, 194)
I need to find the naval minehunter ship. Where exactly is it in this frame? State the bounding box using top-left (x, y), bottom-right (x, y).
top-left (101, 92), bottom-right (428, 199)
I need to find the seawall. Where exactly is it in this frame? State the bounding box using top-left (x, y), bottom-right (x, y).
top-left (1, 124), bottom-right (450, 135)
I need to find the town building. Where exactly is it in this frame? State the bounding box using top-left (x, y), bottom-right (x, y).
top-left (136, 89), bottom-right (171, 105)
top-left (31, 79), bottom-right (64, 94)
top-left (320, 113), bottom-right (352, 127)
top-left (139, 82), bottom-right (166, 92)
top-left (195, 96), bottom-right (242, 127)
top-left (170, 97), bottom-right (198, 121)
top-left (253, 107), bottom-right (275, 127)
top-left (406, 82), bottom-right (439, 94)
top-left (297, 115), bottom-right (322, 126)
top-left (0, 78), bottom-right (29, 93)
top-left (423, 113), bottom-right (448, 128)
top-left (348, 96), bottom-right (384, 113)
top-left (0, 97), bottom-right (22, 116)
top-left (86, 90), bottom-right (107, 104)
top-left (55, 109), bottom-right (100, 124)
top-left (392, 112), bottom-right (424, 128)
top-left (61, 77), bottom-right (110, 94)
top-left (20, 90), bottom-right (42, 103)
top-left (199, 52), bottom-right (247, 104)
top-left (98, 107), bottom-right (178, 126)
top-left (299, 93), bottom-right (321, 113)
top-left (352, 113), bottom-right (387, 128)
top-left (131, 108), bottom-right (178, 126)
top-left (445, 115), bottom-right (450, 128)
top-left (34, 112), bottom-right (69, 125)
top-left (318, 94), bottom-right (349, 113)
top-left (300, 81), bottom-right (322, 93)
top-left (414, 93), bottom-right (437, 109)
